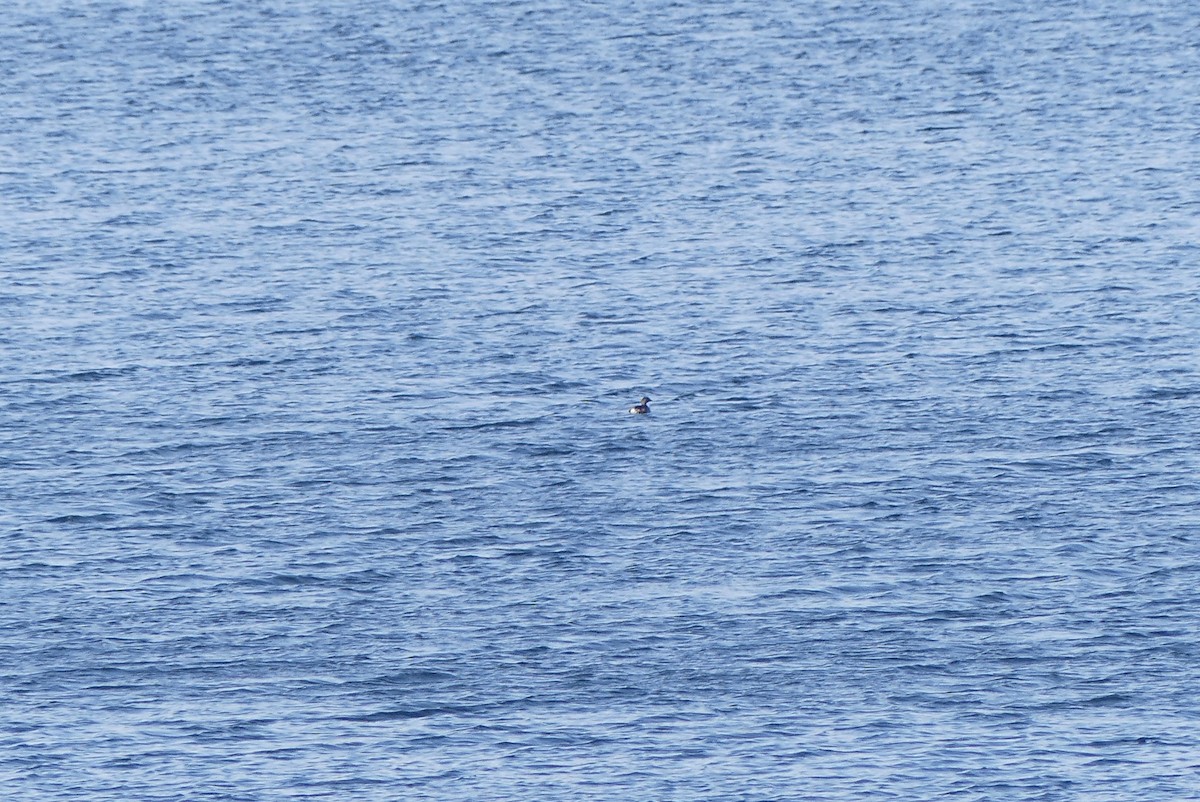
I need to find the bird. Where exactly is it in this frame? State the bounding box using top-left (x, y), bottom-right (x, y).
top-left (629, 396), bottom-right (651, 414)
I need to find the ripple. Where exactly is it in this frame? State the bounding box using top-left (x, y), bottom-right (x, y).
top-left (4, 0), bottom-right (1200, 800)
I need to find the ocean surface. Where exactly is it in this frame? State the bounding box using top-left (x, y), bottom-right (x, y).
top-left (3, 1), bottom-right (1200, 799)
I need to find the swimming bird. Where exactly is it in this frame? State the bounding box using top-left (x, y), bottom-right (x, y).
top-left (629, 396), bottom-right (651, 414)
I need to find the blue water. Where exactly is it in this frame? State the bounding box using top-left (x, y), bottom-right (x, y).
top-left (4, 1), bottom-right (1200, 799)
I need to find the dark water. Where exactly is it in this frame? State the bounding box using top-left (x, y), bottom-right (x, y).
top-left (4, 1), bottom-right (1200, 799)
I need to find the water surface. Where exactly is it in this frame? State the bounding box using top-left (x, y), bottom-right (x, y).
top-left (3, 1), bottom-right (1200, 799)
